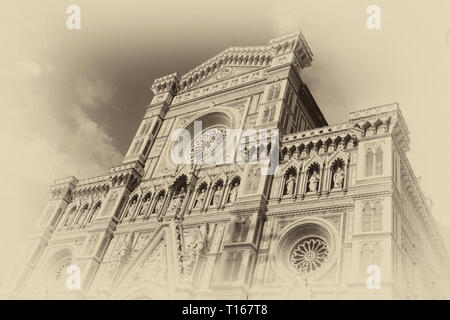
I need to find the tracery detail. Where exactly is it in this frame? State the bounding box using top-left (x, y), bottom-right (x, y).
top-left (290, 237), bottom-right (329, 274)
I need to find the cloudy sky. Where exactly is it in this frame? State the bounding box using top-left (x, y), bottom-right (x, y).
top-left (0, 0), bottom-right (449, 280)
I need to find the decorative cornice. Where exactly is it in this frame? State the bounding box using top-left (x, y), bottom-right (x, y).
top-left (171, 68), bottom-right (267, 106)
top-left (179, 46), bottom-right (272, 92)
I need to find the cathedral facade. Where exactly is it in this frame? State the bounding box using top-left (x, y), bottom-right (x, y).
top-left (6, 31), bottom-right (450, 299)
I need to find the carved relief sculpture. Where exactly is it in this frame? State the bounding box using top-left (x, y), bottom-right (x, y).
top-left (211, 185), bottom-right (222, 206)
top-left (285, 174), bottom-right (296, 196)
top-left (228, 182), bottom-right (239, 203)
top-left (332, 167), bottom-right (344, 190)
top-left (308, 170), bottom-right (320, 193)
top-left (194, 188), bottom-right (207, 209)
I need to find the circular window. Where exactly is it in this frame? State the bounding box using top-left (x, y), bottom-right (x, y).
top-left (53, 258), bottom-right (72, 282)
top-left (290, 236), bottom-right (329, 274)
top-left (270, 219), bottom-right (338, 282)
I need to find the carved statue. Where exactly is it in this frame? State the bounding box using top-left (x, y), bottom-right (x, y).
top-left (228, 182), bottom-right (239, 203)
top-left (170, 189), bottom-right (185, 211)
top-left (137, 196), bottom-right (149, 216)
top-left (194, 188), bottom-right (206, 209)
top-left (65, 209), bottom-right (76, 226)
top-left (76, 207), bottom-right (88, 225)
top-left (189, 225), bottom-right (208, 254)
top-left (285, 174), bottom-right (296, 196)
top-left (178, 189), bottom-right (186, 209)
top-left (308, 170), bottom-right (320, 192)
top-left (126, 198), bottom-right (137, 217)
top-left (332, 167), bottom-right (344, 190)
top-left (211, 185), bottom-right (222, 206)
top-left (153, 197), bottom-right (163, 214)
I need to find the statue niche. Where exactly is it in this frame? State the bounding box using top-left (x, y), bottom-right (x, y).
top-left (306, 163), bottom-right (321, 193)
top-left (193, 183), bottom-right (208, 210)
top-left (75, 204), bottom-right (89, 226)
top-left (330, 159), bottom-right (345, 191)
top-left (152, 190), bottom-right (166, 215)
top-left (169, 175), bottom-right (188, 212)
top-left (227, 176), bottom-right (241, 204)
top-left (283, 167), bottom-right (297, 197)
top-left (124, 195), bottom-right (138, 218)
top-left (210, 179), bottom-right (224, 207)
top-left (138, 192), bottom-right (151, 216)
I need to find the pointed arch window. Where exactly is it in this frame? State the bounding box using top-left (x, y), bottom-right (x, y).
top-left (361, 202), bottom-right (383, 232)
top-left (267, 86), bottom-right (275, 101)
top-left (268, 105), bottom-right (276, 122)
top-left (372, 243), bottom-right (382, 266)
top-left (75, 204), bottom-right (89, 226)
top-left (131, 139), bottom-right (144, 155)
top-left (142, 140), bottom-right (151, 157)
top-left (375, 148), bottom-right (383, 175)
top-left (231, 253), bottom-right (242, 281)
top-left (365, 147), bottom-right (384, 177)
top-left (274, 84), bottom-right (281, 99)
top-left (262, 106), bottom-right (270, 123)
top-left (373, 203), bottom-right (383, 231)
top-left (140, 123), bottom-right (149, 135)
top-left (151, 120), bottom-right (160, 136)
top-left (362, 204), bottom-right (372, 232)
top-left (87, 202), bottom-right (101, 224)
top-left (365, 151), bottom-right (374, 177)
top-left (63, 206), bottom-right (77, 228)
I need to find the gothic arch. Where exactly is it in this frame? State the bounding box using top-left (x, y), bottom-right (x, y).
top-left (170, 174), bottom-right (188, 195)
top-left (182, 108), bottom-right (240, 134)
top-left (75, 203), bottom-right (90, 226)
top-left (225, 175), bottom-right (241, 204)
top-left (281, 166), bottom-right (298, 197)
top-left (303, 154), bottom-right (324, 170)
top-left (328, 155), bottom-right (348, 192)
top-left (194, 175), bottom-right (212, 191)
top-left (281, 158), bottom-right (301, 173)
top-left (61, 204), bottom-right (78, 228)
top-left (327, 150), bottom-right (349, 167)
top-left (210, 172), bottom-right (227, 189)
top-left (190, 181), bottom-right (209, 211)
top-left (87, 201), bottom-right (102, 224)
top-left (34, 246), bottom-right (76, 296)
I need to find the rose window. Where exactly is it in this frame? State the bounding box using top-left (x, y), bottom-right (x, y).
top-left (290, 237), bottom-right (329, 274)
top-left (53, 258), bottom-right (72, 281)
top-left (192, 127), bottom-right (228, 164)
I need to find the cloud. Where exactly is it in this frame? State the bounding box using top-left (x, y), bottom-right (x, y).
top-left (75, 74), bottom-right (118, 110)
top-left (0, 56), bottom-right (123, 280)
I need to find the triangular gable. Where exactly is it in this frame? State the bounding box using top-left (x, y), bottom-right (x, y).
top-left (185, 65), bottom-right (266, 92)
top-left (110, 227), bottom-right (176, 299)
top-left (178, 46), bottom-right (272, 92)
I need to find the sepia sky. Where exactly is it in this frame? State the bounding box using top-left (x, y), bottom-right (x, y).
top-left (0, 0), bottom-right (449, 280)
